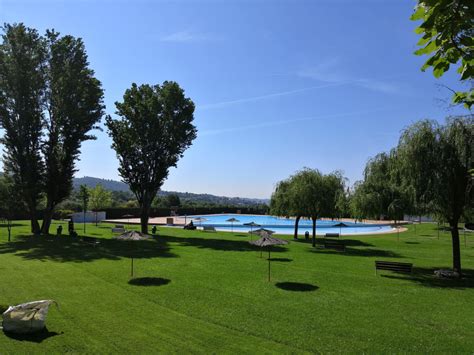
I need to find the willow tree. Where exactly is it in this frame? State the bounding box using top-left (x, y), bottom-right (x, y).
top-left (397, 117), bottom-right (473, 276)
top-left (106, 82), bottom-right (196, 234)
top-left (270, 179), bottom-right (302, 239)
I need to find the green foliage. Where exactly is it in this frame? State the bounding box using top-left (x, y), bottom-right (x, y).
top-left (0, 23), bottom-right (104, 234)
top-left (88, 184), bottom-right (112, 210)
top-left (105, 82), bottom-right (196, 233)
top-left (78, 184), bottom-right (90, 212)
top-left (397, 116), bottom-right (474, 273)
top-left (411, 0), bottom-right (474, 108)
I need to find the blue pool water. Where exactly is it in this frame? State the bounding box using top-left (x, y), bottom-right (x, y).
top-left (188, 214), bottom-right (393, 236)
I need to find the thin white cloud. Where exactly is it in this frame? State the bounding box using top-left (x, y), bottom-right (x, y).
top-left (198, 81), bottom-right (352, 110)
top-left (160, 30), bottom-right (218, 43)
top-left (200, 107), bottom-right (396, 136)
top-left (297, 58), bottom-right (401, 94)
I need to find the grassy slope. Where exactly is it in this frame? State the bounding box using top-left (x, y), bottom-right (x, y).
top-left (0, 221), bottom-right (473, 353)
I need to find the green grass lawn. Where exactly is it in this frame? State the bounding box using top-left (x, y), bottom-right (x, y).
top-left (0, 221), bottom-right (473, 353)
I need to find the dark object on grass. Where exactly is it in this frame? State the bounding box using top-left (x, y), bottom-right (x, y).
top-left (323, 239), bottom-right (345, 251)
top-left (325, 233), bottom-right (340, 238)
top-left (151, 225), bottom-right (158, 234)
top-left (275, 282), bottom-right (318, 292)
top-left (114, 231), bottom-right (151, 277)
top-left (434, 269), bottom-right (461, 279)
top-left (56, 225), bottom-right (62, 236)
top-left (128, 277), bottom-right (171, 287)
top-left (183, 221), bottom-right (196, 230)
top-left (304, 231), bottom-right (309, 240)
top-left (375, 261), bottom-right (413, 275)
top-left (250, 233), bottom-right (289, 281)
top-left (68, 220), bottom-right (74, 234)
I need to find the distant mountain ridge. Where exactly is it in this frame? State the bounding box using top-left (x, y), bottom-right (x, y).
top-left (73, 176), bottom-right (269, 206)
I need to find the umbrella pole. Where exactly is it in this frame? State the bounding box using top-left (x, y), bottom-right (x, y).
top-left (268, 247), bottom-right (271, 281)
top-left (131, 257), bottom-right (134, 278)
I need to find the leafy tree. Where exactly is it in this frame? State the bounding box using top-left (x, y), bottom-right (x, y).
top-left (165, 194), bottom-right (181, 208)
top-left (0, 23), bottom-right (104, 235)
top-left (270, 179), bottom-right (302, 239)
top-left (0, 175), bottom-right (23, 241)
top-left (0, 24), bottom-right (46, 234)
top-left (40, 30), bottom-right (104, 234)
top-left (397, 117), bottom-right (473, 276)
top-left (106, 82), bottom-right (197, 234)
top-left (78, 184), bottom-right (89, 234)
top-left (89, 184), bottom-right (112, 225)
top-left (411, 0), bottom-right (473, 108)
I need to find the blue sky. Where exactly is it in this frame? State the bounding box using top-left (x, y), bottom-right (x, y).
top-left (0, 0), bottom-right (468, 198)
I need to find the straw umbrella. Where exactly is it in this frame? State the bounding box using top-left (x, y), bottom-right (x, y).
top-left (226, 217), bottom-right (240, 232)
top-left (333, 222), bottom-right (348, 237)
top-left (114, 231), bottom-right (150, 277)
top-left (250, 228), bottom-right (276, 257)
top-left (243, 221), bottom-right (260, 240)
top-left (250, 233), bottom-right (289, 281)
top-left (192, 217), bottom-right (207, 226)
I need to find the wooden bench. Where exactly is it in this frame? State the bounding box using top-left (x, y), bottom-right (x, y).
top-left (81, 236), bottom-right (100, 247)
top-left (112, 225), bottom-right (126, 234)
top-left (202, 226), bottom-right (216, 232)
top-left (375, 261), bottom-right (412, 275)
top-left (325, 233), bottom-right (340, 238)
top-left (323, 239), bottom-right (345, 251)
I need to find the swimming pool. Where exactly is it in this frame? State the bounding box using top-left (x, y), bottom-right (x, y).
top-left (188, 214), bottom-right (393, 236)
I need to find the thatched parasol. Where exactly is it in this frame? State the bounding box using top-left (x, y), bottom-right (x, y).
top-left (333, 222), bottom-right (349, 236)
top-left (250, 233), bottom-right (289, 281)
top-left (243, 221), bottom-right (261, 240)
top-left (114, 231), bottom-right (150, 277)
top-left (226, 217), bottom-right (240, 232)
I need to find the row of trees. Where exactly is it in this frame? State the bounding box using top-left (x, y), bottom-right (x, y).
top-left (271, 117), bottom-right (473, 275)
top-left (0, 23), bottom-right (197, 235)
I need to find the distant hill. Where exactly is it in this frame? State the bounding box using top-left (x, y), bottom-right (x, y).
top-left (73, 176), bottom-right (269, 206)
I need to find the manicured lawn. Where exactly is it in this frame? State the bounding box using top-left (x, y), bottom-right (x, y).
top-left (0, 221), bottom-right (473, 353)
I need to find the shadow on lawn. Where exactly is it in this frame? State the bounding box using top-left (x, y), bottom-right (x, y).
top-left (275, 282), bottom-right (319, 292)
top-left (0, 235), bottom-right (177, 263)
top-left (296, 238), bottom-right (374, 247)
top-left (310, 246), bottom-right (402, 258)
top-left (3, 328), bottom-right (61, 343)
top-left (128, 277), bottom-right (171, 287)
top-left (382, 267), bottom-right (474, 289)
top-left (163, 235), bottom-right (288, 254)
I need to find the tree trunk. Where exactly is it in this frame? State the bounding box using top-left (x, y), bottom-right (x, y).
top-left (28, 202), bottom-right (41, 235)
top-left (140, 203), bottom-right (150, 234)
top-left (293, 215), bottom-right (301, 239)
top-left (312, 217), bottom-right (317, 247)
top-left (41, 200), bottom-right (55, 235)
top-left (450, 220), bottom-right (462, 276)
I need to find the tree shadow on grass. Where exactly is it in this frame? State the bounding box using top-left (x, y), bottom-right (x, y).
top-left (275, 282), bottom-right (319, 292)
top-left (0, 235), bottom-right (177, 263)
top-left (128, 277), bottom-right (171, 287)
top-left (405, 241), bottom-right (420, 245)
top-left (295, 238), bottom-right (374, 247)
top-left (310, 246), bottom-right (403, 258)
top-left (3, 328), bottom-right (61, 343)
top-left (381, 267), bottom-right (474, 289)
top-left (268, 258), bottom-right (292, 262)
top-left (163, 235), bottom-right (288, 254)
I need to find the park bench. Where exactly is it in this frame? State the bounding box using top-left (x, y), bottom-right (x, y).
top-left (375, 261), bottom-right (413, 275)
top-left (81, 236), bottom-right (100, 247)
top-left (325, 233), bottom-right (340, 238)
top-left (112, 225), bottom-right (126, 234)
top-left (202, 226), bottom-right (216, 232)
top-left (323, 239), bottom-right (345, 251)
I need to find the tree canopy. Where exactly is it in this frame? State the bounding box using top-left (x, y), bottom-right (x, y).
top-left (106, 82), bottom-right (196, 234)
top-left (411, 0), bottom-right (473, 108)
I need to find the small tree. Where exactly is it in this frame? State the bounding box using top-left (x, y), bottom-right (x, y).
top-left (0, 175), bottom-right (22, 241)
top-left (106, 82), bottom-right (196, 234)
top-left (78, 184), bottom-right (89, 234)
top-left (270, 179), bottom-right (302, 239)
top-left (89, 184), bottom-right (112, 225)
top-left (397, 117), bottom-right (473, 276)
